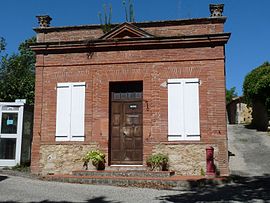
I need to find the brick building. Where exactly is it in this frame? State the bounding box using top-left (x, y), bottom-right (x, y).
top-left (31, 4), bottom-right (230, 176)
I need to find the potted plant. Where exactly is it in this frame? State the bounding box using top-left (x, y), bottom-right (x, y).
top-left (83, 150), bottom-right (106, 170)
top-left (146, 153), bottom-right (169, 171)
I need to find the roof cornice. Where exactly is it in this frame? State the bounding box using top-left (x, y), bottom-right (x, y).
top-left (33, 17), bottom-right (227, 33)
top-left (31, 32), bottom-right (231, 54)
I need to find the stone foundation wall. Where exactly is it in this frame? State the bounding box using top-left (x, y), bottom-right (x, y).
top-left (40, 144), bottom-right (98, 175)
top-left (153, 144), bottom-right (218, 176)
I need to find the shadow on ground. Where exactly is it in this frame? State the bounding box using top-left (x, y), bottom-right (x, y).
top-left (244, 123), bottom-right (256, 129)
top-left (158, 175), bottom-right (270, 202)
top-left (0, 175), bottom-right (8, 182)
top-left (1, 196), bottom-right (121, 203)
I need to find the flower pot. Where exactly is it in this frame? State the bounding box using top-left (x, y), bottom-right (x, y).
top-left (93, 161), bottom-right (105, 170)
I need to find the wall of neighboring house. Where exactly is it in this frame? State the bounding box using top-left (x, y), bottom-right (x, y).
top-left (31, 18), bottom-right (229, 176)
top-left (236, 103), bottom-right (252, 124)
top-left (227, 98), bottom-right (253, 125)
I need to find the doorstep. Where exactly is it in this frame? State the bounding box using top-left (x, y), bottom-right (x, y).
top-left (72, 169), bottom-right (175, 178)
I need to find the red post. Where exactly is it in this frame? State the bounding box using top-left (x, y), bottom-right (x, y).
top-left (206, 146), bottom-right (215, 176)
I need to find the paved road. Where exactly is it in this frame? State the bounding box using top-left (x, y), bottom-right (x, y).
top-left (1, 171), bottom-right (270, 203)
top-left (0, 174), bottom-right (184, 203)
top-left (228, 124), bottom-right (270, 176)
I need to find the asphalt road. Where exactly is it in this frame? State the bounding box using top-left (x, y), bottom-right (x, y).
top-left (228, 124), bottom-right (270, 176)
top-left (0, 174), bottom-right (184, 203)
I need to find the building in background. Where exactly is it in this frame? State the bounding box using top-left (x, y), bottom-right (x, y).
top-left (227, 97), bottom-right (253, 125)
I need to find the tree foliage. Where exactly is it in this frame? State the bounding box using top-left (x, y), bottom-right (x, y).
top-left (243, 62), bottom-right (270, 109)
top-left (0, 37), bottom-right (36, 105)
top-left (0, 37), bottom-right (6, 52)
top-left (226, 87), bottom-right (237, 104)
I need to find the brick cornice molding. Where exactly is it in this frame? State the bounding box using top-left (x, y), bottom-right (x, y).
top-left (33, 17), bottom-right (227, 33)
top-left (31, 33), bottom-right (230, 54)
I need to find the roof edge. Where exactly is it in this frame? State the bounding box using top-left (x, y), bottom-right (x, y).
top-left (31, 32), bottom-right (231, 54)
top-left (33, 17), bottom-right (227, 33)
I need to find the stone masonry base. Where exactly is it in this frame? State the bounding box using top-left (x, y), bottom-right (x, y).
top-left (40, 144), bottom-right (98, 175)
top-left (153, 143), bottom-right (218, 176)
top-left (39, 143), bottom-right (219, 176)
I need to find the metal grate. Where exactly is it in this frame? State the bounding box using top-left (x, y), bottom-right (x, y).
top-left (112, 92), bottom-right (142, 100)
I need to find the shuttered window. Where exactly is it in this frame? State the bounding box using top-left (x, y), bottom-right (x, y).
top-left (168, 78), bottom-right (200, 141)
top-left (56, 82), bottom-right (85, 141)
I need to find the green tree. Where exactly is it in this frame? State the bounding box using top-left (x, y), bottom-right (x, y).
top-left (0, 37), bottom-right (36, 105)
top-left (243, 62), bottom-right (270, 108)
top-left (0, 37), bottom-right (6, 52)
top-left (0, 37), bottom-right (7, 77)
top-left (226, 87), bottom-right (237, 104)
top-left (243, 62), bottom-right (270, 131)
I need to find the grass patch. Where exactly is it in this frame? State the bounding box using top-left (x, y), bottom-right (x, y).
top-left (12, 162), bottom-right (30, 172)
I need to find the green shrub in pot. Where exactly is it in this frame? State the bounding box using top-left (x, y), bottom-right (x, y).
top-left (146, 153), bottom-right (169, 171)
top-left (83, 150), bottom-right (106, 170)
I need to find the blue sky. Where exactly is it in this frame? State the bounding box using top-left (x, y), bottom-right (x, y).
top-left (0, 0), bottom-right (269, 95)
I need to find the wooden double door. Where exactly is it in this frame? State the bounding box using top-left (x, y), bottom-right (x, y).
top-left (110, 91), bottom-right (143, 165)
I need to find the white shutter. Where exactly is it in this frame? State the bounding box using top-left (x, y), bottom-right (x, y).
top-left (70, 83), bottom-right (85, 141)
top-left (168, 79), bottom-right (184, 141)
top-left (167, 78), bottom-right (200, 141)
top-left (183, 79), bottom-right (200, 140)
top-left (56, 83), bottom-right (71, 141)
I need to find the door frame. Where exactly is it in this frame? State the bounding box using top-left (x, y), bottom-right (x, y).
top-left (0, 102), bottom-right (24, 167)
top-left (109, 81), bottom-right (143, 166)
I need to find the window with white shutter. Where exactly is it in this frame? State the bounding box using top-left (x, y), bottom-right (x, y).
top-left (168, 78), bottom-right (200, 141)
top-left (56, 82), bottom-right (85, 141)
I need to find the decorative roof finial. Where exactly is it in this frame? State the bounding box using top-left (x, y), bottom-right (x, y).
top-left (36, 15), bottom-right (52, 27)
top-left (209, 4), bottom-right (224, 17)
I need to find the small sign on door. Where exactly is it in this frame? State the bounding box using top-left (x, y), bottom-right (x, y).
top-left (129, 104), bottom-right (137, 109)
top-left (7, 119), bottom-right (14, 125)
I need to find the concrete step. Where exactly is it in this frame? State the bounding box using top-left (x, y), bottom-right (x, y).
top-left (106, 165), bottom-right (147, 171)
top-left (72, 170), bottom-right (175, 178)
top-left (43, 174), bottom-right (228, 190)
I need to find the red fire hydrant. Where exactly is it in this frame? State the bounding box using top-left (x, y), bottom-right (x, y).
top-left (206, 146), bottom-right (215, 176)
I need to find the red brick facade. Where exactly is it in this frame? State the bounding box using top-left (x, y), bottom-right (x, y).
top-left (31, 16), bottom-right (230, 176)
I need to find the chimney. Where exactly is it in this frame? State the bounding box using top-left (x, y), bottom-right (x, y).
top-left (209, 4), bottom-right (224, 17)
top-left (36, 15), bottom-right (52, 28)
